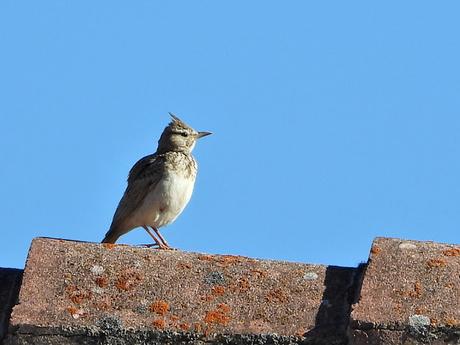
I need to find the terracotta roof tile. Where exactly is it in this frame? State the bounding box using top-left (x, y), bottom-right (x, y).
top-left (351, 237), bottom-right (460, 343)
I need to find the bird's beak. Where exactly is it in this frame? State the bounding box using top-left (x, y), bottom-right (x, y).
top-left (197, 131), bottom-right (212, 139)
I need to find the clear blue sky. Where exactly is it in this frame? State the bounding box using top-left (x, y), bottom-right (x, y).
top-left (1, 1), bottom-right (459, 269)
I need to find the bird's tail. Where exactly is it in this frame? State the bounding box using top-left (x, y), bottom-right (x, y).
top-left (101, 229), bottom-right (120, 244)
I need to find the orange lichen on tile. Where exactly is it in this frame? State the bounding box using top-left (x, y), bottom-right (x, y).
top-left (426, 258), bottom-right (447, 268)
top-left (445, 318), bottom-right (459, 326)
top-left (211, 285), bottom-right (225, 296)
top-left (218, 303), bottom-right (230, 313)
top-left (66, 306), bottom-right (85, 319)
top-left (197, 254), bottom-right (246, 267)
top-left (250, 269), bottom-right (267, 278)
top-left (197, 255), bottom-right (213, 261)
top-left (230, 277), bottom-right (250, 293)
top-left (239, 277), bottom-right (250, 292)
top-left (177, 261), bottom-right (192, 269)
top-left (216, 255), bottom-right (244, 267)
top-left (115, 270), bottom-right (143, 291)
top-left (66, 306), bottom-right (78, 315)
top-left (167, 315), bottom-right (179, 328)
top-left (409, 282), bottom-right (423, 298)
top-left (149, 300), bottom-right (170, 316)
top-left (152, 319), bottom-right (166, 329)
top-left (442, 247), bottom-right (460, 257)
top-left (203, 325), bottom-right (212, 337)
top-left (370, 245), bottom-right (382, 255)
top-left (95, 276), bottom-right (108, 288)
top-left (204, 303), bottom-right (231, 326)
top-left (396, 281), bottom-right (423, 299)
top-left (179, 322), bottom-right (190, 331)
top-left (66, 285), bottom-right (92, 305)
top-left (102, 243), bottom-right (116, 250)
top-left (265, 288), bottom-right (288, 303)
top-left (193, 322), bottom-right (203, 333)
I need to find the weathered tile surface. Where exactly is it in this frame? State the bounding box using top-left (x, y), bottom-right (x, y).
top-left (6, 238), bottom-right (355, 344)
top-left (7, 236), bottom-right (459, 344)
top-left (351, 237), bottom-right (460, 344)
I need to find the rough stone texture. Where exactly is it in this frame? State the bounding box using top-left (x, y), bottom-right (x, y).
top-left (351, 237), bottom-right (460, 344)
top-left (5, 238), bottom-right (357, 344)
top-left (5, 236), bottom-right (460, 344)
top-left (0, 269), bottom-right (22, 342)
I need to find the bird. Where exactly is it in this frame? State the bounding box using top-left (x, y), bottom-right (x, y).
top-left (102, 113), bottom-right (212, 249)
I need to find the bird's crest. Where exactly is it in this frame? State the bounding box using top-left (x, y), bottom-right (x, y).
top-left (168, 112), bottom-right (191, 130)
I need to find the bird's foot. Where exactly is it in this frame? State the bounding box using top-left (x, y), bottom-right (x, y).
top-left (158, 243), bottom-right (176, 251)
top-left (139, 243), bottom-right (175, 250)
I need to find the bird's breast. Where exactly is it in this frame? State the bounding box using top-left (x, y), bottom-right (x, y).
top-left (145, 169), bottom-right (196, 227)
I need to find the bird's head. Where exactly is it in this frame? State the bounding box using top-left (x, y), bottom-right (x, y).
top-left (157, 113), bottom-right (212, 154)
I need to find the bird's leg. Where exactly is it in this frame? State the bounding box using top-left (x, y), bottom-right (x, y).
top-left (151, 226), bottom-right (172, 249)
top-left (142, 226), bottom-right (168, 250)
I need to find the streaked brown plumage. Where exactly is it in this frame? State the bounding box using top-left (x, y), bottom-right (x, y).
top-left (102, 113), bottom-right (211, 249)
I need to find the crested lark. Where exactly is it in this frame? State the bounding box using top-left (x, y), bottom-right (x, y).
top-left (102, 113), bottom-right (211, 249)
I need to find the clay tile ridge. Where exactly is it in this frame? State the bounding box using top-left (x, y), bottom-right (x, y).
top-left (1, 236), bottom-right (459, 345)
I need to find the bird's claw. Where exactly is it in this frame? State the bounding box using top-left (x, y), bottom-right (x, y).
top-left (139, 243), bottom-right (175, 250)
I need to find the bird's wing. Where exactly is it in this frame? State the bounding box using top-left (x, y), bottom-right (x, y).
top-left (108, 153), bottom-right (165, 232)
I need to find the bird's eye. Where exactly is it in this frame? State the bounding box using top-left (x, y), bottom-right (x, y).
top-left (180, 132), bottom-right (188, 137)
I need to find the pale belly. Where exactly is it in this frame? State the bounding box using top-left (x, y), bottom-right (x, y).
top-left (129, 171), bottom-right (196, 229)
